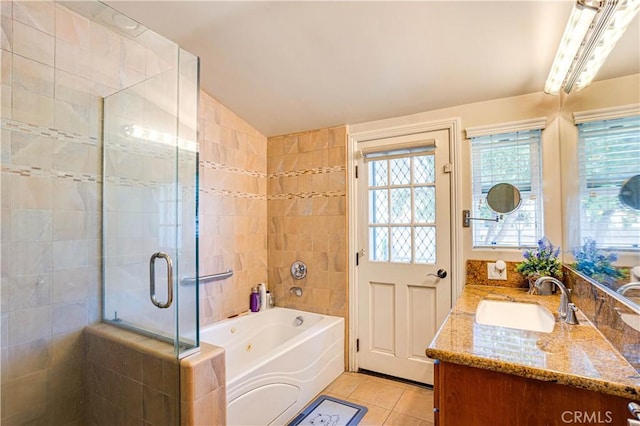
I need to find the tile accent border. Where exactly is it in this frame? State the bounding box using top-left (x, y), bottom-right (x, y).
top-left (2, 118), bottom-right (98, 146)
top-left (200, 186), bottom-right (266, 200)
top-left (1, 164), bottom-right (101, 183)
top-left (268, 190), bottom-right (345, 200)
top-left (268, 165), bottom-right (346, 179)
top-left (202, 160), bottom-right (266, 179)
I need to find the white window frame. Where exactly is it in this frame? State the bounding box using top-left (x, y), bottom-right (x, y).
top-left (467, 118), bottom-right (546, 249)
top-left (574, 106), bottom-right (640, 252)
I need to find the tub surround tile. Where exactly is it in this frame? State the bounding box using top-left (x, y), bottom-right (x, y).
top-left (179, 342), bottom-right (225, 401)
top-left (267, 126), bottom-right (348, 320)
top-left (426, 285), bottom-right (640, 400)
top-left (198, 91), bottom-right (268, 324)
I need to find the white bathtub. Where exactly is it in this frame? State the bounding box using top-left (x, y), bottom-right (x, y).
top-left (200, 307), bottom-right (345, 426)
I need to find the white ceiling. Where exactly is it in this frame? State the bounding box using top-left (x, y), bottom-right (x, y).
top-left (105, 1), bottom-right (640, 137)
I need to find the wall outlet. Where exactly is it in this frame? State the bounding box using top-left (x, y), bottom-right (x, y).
top-left (487, 262), bottom-right (507, 280)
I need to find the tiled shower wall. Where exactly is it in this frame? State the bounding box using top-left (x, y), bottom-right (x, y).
top-left (267, 127), bottom-right (348, 319)
top-left (1, 1), bottom-right (348, 423)
top-left (197, 91), bottom-right (268, 325)
top-left (0, 1), bottom-right (176, 423)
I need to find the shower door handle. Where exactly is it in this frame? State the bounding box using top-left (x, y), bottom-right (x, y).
top-left (149, 252), bottom-right (174, 309)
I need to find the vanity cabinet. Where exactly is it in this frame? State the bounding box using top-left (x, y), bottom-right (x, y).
top-left (433, 361), bottom-right (637, 426)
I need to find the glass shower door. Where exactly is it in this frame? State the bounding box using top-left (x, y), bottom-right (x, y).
top-left (102, 47), bottom-right (199, 357)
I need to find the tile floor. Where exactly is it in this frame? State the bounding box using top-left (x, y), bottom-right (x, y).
top-left (315, 372), bottom-right (435, 425)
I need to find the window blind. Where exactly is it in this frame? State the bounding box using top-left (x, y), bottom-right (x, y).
top-left (471, 129), bottom-right (543, 248)
top-left (578, 115), bottom-right (640, 250)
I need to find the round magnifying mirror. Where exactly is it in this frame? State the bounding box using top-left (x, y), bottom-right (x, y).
top-left (486, 183), bottom-right (522, 214)
top-left (619, 174), bottom-right (640, 211)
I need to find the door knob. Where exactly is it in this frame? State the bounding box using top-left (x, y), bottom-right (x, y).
top-left (427, 269), bottom-right (447, 279)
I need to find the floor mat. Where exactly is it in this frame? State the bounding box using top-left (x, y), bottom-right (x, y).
top-left (287, 395), bottom-right (368, 426)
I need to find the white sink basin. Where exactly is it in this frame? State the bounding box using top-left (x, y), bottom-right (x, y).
top-left (620, 313), bottom-right (640, 332)
top-left (476, 299), bottom-right (556, 333)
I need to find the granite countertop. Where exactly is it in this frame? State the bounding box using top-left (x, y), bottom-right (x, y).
top-left (426, 285), bottom-right (640, 400)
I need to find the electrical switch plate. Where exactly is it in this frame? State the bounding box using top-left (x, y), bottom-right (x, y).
top-left (487, 262), bottom-right (507, 280)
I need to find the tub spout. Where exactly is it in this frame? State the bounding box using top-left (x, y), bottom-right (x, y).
top-left (290, 286), bottom-right (303, 297)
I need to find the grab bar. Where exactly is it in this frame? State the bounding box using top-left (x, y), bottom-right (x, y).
top-left (180, 269), bottom-right (233, 286)
top-left (150, 252), bottom-right (173, 309)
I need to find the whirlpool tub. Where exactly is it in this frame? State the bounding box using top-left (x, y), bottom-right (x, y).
top-left (200, 307), bottom-right (345, 425)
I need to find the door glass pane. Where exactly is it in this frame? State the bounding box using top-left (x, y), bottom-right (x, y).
top-left (391, 227), bottom-right (412, 263)
top-left (414, 155), bottom-right (435, 183)
top-left (369, 160), bottom-right (388, 186)
top-left (370, 227), bottom-right (389, 262)
top-left (391, 188), bottom-right (411, 223)
top-left (415, 226), bottom-right (436, 264)
top-left (390, 158), bottom-right (411, 185)
top-left (370, 189), bottom-right (389, 224)
top-left (414, 187), bottom-right (435, 223)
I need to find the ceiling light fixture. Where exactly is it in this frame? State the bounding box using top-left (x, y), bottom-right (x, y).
top-left (544, 0), bottom-right (640, 95)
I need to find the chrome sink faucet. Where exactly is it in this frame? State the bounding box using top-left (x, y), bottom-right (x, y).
top-left (617, 282), bottom-right (640, 296)
top-left (534, 276), bottom-right (579, 325)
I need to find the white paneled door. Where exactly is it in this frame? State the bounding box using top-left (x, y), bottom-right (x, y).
top-left (356, 129), bottom-right (452, 385)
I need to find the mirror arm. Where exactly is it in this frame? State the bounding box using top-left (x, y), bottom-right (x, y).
top-left (462, 209), bottom-right (502, 228)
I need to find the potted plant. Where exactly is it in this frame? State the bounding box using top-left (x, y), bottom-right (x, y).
top-left (572, 238), bottom-right (625, 285)
top-left (515, 237), bottom-right (563, 294)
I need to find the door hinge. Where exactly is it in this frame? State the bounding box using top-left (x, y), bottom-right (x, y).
top-left (355, 165), bottom-right (358, 178)
top-left (356, 251), bottom-right (359, 266)
top-left (356, 338), bottom-right (360, 352)
top-left (443, 163), bottom-right (453, 173)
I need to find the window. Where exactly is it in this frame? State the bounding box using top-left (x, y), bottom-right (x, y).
top-left (577, 115), bottom-right (640, 250)
top-left (368, 153), bottom-right (437, 264)
top-left (470, 129), bottom-right (544, 248)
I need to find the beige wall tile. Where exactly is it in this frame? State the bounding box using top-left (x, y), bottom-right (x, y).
top-left (1, 15), bottom-right (12, 51)
top-left (12, 20), bottom-right (54, 66)
top-left (12, 54), bottom-right (54, 97)
top-left (267, 126), bottom-right (348, 319)
top-left (198, 90), bottom-right (268, 324)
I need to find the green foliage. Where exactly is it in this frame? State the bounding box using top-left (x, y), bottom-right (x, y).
top-left (515, 237), bottom-right (563, 278)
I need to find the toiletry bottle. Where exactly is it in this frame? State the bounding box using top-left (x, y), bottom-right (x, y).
top-left (250, 287), bottom-right (260, 312)
top-left (266, 290), bottom-right (273, 309)
top-left (258, 283), bottom-right (267, 311)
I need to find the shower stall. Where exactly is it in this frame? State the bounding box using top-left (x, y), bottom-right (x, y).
top-left (101, 39), bottom-right (200, 355)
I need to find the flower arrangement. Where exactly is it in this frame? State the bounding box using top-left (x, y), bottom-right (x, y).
top-left (515, 237), bottom-right (563, 279)
top-left (572, 238), bottom-right (624, 284)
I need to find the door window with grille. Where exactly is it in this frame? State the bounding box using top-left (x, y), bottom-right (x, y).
top-left (368, 153), bottom-right (436, 264)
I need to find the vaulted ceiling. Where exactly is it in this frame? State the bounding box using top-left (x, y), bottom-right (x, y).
top-left (106, 1), bottom-right (640, 136)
